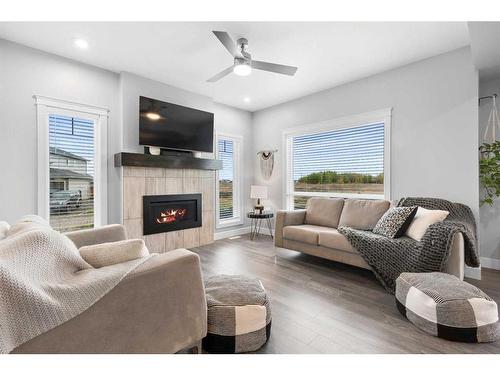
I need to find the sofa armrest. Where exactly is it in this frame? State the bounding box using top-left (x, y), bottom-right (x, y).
top-left (275, 209), bottom-right (306, 247)
top-left (13, 249), bottom-right (207, 353)
top-left (443, 232), bottom-right (464, 280)
top-left (65, 224), bottom-right (128, 249)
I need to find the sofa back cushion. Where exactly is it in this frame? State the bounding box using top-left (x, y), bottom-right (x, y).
top-left (304, 197), bottom-right (344, 228)
top-left (338, 199), bottom-right (390, 230)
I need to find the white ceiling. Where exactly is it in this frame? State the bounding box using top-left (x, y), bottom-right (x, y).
top-left (468, 22), bottom-right (500, 80)
top-left (0, 22), bottom-right (470, 111)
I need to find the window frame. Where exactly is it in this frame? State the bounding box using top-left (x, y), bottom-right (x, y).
top-left (283, 108), bottom-right (392, 210)
top-left (35, 95), bottom-right (109, 228)
top-left (215, 132), bottom-right (243, 228)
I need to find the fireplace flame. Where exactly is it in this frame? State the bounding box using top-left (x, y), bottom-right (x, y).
top-left (156, 208), bottom-right (187, 224)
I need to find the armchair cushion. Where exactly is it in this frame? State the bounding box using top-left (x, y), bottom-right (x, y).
top-left (0, 221), bottom-right (10, 240)
top-left (65, 224), bottom-right (127, 248)
top-left (79, 239), bottom-right (150, 268)
top-left (7, 215), bottom-right (50, 237)
top-left (304, 197), bottom-right (344, 228)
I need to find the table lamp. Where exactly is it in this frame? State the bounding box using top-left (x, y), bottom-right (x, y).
top-left (250, 185), bottom-right (268, 214)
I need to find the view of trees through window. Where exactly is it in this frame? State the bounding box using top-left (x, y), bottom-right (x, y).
top-left (292, 123), bottom-right (384, 209)
top-left (218, 139), bottom-right (234, 220)
top-left (49, 114), bottom-right (95, 232)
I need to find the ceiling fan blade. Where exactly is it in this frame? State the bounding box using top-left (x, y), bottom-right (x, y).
top-left (206, 66), bottom-right (234, 82)
top-left (212, 31), bottom-right (241, 58)
top-left (251, 60), bottom-right (298, 76)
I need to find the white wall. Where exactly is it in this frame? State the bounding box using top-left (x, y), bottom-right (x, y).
top-left (118, 73), bottom-right (253, 233)
top-left (0, 41), bottom-right (254, 234)
top-left (120, 72), bottom-right (214, 153)
top-left (213, 103), bottom-right (254, 233)
top-left (252, 48), bottom-right (479, 226)
top-left (478, 77), bottom-right (500, 265)
top-left (0, 39), bottom-right (120, 224)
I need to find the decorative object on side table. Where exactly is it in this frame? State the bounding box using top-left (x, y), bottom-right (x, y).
top-left (250, 185), bottom-right (268, 214)
top-left (203, 274), bottom-right (272, 353)
top-left (247, 211), bottom-right (274, 240)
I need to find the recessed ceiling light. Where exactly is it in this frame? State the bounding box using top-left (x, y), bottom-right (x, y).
top-left (146, 112), bottom-right (161, 121)
top-left (243, 97), bottom-right (251, 103)
top-left (73, 38), bottom-right (89, 50)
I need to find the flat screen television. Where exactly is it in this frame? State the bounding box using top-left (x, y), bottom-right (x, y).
top-left (139, 96), bottom-right (214, 153)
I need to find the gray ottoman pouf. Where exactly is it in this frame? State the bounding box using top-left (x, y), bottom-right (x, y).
top-left (396, 272), bottom-right (500, 343)
top-left (202, 274), bottom-right (271, 353)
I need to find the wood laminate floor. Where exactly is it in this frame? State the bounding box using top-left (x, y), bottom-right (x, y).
top-left (191, 234), bottom-right (500, 354)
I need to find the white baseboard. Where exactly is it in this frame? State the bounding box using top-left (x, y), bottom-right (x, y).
top-left (214, 226), bottom-right (251, 240)
top-left (465, 266), bottom-right (482, 280)
top-left (481, 257), bottom-right (500, 271)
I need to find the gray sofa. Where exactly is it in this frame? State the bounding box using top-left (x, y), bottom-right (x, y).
top-left (274, 197), bottom-right (464, 279)
top-left (13, 224), bottom-right (207, 354)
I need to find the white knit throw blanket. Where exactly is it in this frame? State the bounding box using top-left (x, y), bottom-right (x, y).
top-left (0, 227), bottom-right (151, 353)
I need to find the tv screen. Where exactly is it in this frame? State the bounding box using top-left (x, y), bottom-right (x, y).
top-left (139, 96), bottom-right (214, 153)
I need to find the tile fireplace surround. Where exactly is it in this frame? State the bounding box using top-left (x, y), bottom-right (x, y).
top-left (122, 166), bottom-right (215, 253)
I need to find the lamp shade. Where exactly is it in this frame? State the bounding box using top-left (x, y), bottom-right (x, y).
top-left (250, 185), bottom-right (268, 199)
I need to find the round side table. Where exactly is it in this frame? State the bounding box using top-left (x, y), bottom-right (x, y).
top-left (247, 212), bottom-right (274, 240)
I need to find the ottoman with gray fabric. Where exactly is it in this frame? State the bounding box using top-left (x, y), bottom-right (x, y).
top-left (202, 274), bottom-right (272, 353)
top-left (396, 272), bottom-right (500, 343)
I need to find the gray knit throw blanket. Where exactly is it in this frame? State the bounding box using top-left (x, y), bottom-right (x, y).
top-left (338, 197), bottom-right (480, 294)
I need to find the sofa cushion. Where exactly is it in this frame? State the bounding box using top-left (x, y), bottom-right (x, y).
top-left (304, 197), bottom-right (344, 228)
top-left (318, 228), bottom-right (355, 253)
top-left (338, 199), bottom-right (390, 230)
top-left (282, 224), bottom-right (332, 245)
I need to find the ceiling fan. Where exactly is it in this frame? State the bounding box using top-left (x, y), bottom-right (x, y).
top-left (207, 31), bottom-right (298, 82)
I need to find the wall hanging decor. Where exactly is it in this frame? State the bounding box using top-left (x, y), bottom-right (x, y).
top-left (478, 93), bottom-right (500, 206)
top-left (258, 150), bottom-right (277, 180)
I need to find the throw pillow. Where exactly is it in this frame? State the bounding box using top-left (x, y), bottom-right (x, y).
top-left (373, 206), bottom-right (418, 238)
top-left (405, 207), bottom-right (449, 241)
top-left (79, 238), bottom-right (150, 268)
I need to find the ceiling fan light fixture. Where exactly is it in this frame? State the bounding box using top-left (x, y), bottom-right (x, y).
top-left (233, 59), bottom-right (251, 76)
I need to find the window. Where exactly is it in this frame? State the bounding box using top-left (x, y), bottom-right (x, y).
top-left (216, 134), bottom-right (242, 227)
top-left (35, 96), bottom-right (108, 232)
top-left (284, 109), bottom-right (391, 210)
top-left (49, 115), bottom-right (95, 231)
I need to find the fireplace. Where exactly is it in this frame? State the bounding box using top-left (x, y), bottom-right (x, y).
top-left (143, 194), bottom-right (202, 235)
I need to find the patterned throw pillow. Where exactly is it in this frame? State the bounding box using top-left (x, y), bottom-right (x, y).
top-left (373, 206), bottom-right (418, 238)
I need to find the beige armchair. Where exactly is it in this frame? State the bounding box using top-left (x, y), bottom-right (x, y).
top-left (13, 224), bottom-right (207, 354)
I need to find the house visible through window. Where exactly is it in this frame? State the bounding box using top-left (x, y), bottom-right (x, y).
top-left (287, 121), bottom-right (387, 209)
top-left (49, 114), bottom-right (95, 232)
top-left (217, 135), bottom-right (242, 226)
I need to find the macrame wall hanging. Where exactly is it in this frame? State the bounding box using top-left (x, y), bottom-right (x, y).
top-left (257, 150), bottom-right (277, 180)
top-left (482, 94), bottom-right (500, 143)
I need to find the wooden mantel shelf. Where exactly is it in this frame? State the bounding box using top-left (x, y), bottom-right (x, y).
top-left (114, 152), bottom-right (223, 170)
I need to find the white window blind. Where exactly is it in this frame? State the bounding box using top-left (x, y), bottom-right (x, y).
top-left (291, 122), bottom-right (385, 209)
top-left (49, 114), bottom-right (95, 232)
top-left (218, 139), bottom-right (234, 220)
